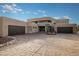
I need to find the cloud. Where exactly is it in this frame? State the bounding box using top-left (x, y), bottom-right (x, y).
top-left (26, 11), bottom-right (31, 14)
top-left (21, 12), bottom-right (25, 14)
top-left (2, 4), bottom-right (13, 12)
top-left (12, 10), bottom-right (17, 13)
top-left (53, 16), bottom-right (72, 19)
top-left (1, 4), bottom-right (23, 14)
top-left (33, 12), bottom-right (38, 15)
top-left (63, 16), bottom-right (71, 19)
top-left (1, 4), bottom-right (48, 17)
top-left (12, 4), bottom-right (16, 7)
top-left (37, 10), bottom-right (48, 17)
top-left (37, 10), bottom-right (46, 14)
top-left (37, 10), bottom-right (41, 12)
top-left (2, 10), bottom-right (6, 13)
top-left (42, 10), bottom-right (46, 14)
top-left (53, 17), bottom-right (60, 19)
top-left (15, 8), bottom-right (22, 12)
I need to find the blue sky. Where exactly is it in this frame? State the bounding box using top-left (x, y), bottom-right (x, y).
top-left (0, 3), bottom-right (79, 24)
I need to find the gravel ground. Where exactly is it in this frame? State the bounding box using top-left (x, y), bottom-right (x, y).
top-left (0, 37), bottom-right (14, 44)
top-left (0, 33), bottom-right (79, 56)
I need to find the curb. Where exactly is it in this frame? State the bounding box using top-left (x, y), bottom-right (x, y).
top-left (0, 37), bottom-right (16, 48)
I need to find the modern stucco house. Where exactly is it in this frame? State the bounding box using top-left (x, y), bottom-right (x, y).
top-left (27, 17), bottom-right (77, 34)
top-left (0, 16), bottom-right (77, 37)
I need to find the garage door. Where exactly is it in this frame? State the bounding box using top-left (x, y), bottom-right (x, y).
top-left (57, 27), bottom-right (73, 33)
top-left (8, 25), bottom-right (25, 36)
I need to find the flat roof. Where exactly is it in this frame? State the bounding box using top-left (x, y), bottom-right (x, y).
top-left (0, 16), bottom-right (26, 23)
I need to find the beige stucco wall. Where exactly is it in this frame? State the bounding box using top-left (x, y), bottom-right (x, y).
top-left (0, 17), bottom-right (3, 37)
top-left (52, 19), bottom-right (69, 24)
top-left (77, 25), bottom-right (79, 31)
top-left (26, 22), bottom-right (38, 33)
top-left (1, 16), bottom-right (27, 36)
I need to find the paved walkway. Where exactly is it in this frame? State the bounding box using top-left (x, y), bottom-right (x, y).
top-left (0, 33), bottom-right (79, 56)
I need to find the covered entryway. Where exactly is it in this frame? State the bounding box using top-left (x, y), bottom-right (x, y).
top-left (57, 27), bottom-right (73, 33)
top-left (8, 25), bottom-right (25, 36)
top-left (38, 26), bottom-right (45, 32)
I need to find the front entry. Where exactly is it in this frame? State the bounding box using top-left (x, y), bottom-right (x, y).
top-left (38, 26), bottom-right (45, 32)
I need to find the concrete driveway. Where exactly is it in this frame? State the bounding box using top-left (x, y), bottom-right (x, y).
top-left (0, 33), bottom-right (79, 56)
